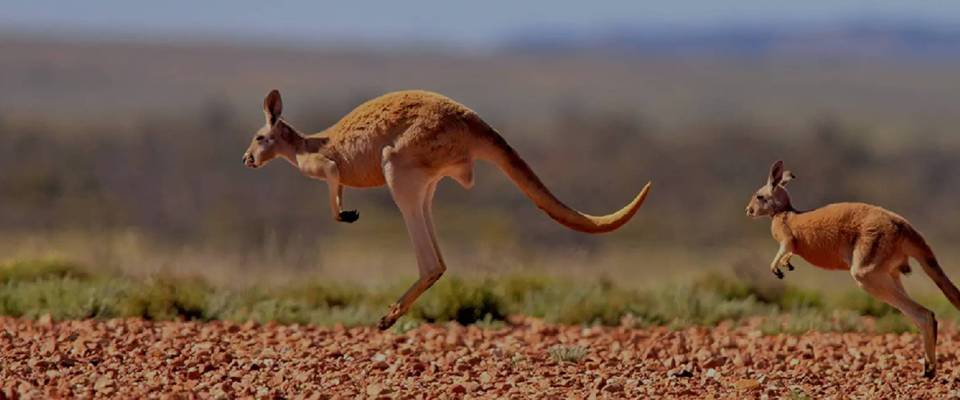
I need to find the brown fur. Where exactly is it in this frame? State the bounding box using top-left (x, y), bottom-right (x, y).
top-left (746, 160), bottom-right (960, 378)
top-left (243, 89), bottom-right (651, 329)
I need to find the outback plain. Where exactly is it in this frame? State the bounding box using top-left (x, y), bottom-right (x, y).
top-left (3, 32), bottom-right (960, 397)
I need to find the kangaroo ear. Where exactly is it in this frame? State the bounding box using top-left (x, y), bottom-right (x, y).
top-left (767, 160), bottom-right (784, 186)
top-left (263, 89), bottom-right (283, 125)
top-left (779, 170), bottom-right (796, 187)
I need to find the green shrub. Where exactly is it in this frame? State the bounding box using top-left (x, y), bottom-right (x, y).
top-left (411, 277), bottom-right (505, 324)
top-left (873, 313), bottom-right (913, 334)
top-left (494, 275), bottom-right (552, 304)
top-left (276, 282), bottom-right (366, 308)
top-left (0, 258), bottom-right (949, 332)
top-left (0, 259), bottom-right (89, 283)
top-left (690, 272), bottom-right (756, 302)
top-left (546, 284), bottom-right (638, 325)
top-left (833, 290), bottom-right (898, 318)
top-left (0, 278), bottom-right (126, 320)
top-left (119, 278), bottom-right (211, 320)
top-left (778, 287), bottom-right (825, 310)
top-left (640, 283), bottom-right (775, 328)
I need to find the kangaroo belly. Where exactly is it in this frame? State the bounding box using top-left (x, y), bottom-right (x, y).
top-left (338, 154), bottom-right (387, 187)
top-left (796, 245), bottom-right (849, 270)
top-left (341, 167), bottom-right (386, 188)
top-left (335, 145), bottom-right (388, 187)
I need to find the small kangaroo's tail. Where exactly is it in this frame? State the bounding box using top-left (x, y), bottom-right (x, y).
top-left (469, 119), bottom-right (650, 234)
top-left (904, 225), bottom-right (960, 310)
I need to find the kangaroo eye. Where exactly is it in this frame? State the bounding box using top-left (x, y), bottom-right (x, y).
top-left (756, 195), bottom-right (764, 200)
top-left (255, 135), bottom-right (265, 142)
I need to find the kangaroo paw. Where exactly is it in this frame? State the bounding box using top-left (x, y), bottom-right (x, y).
top-left (923, 360), bottom-right (937, 378)
top-left (337, 210), bottom-right (360, 223)
top-left (377, 303), bottom-right (402, 331)
top-left (786, 262), bottom-right (795, 271)
top-left (772, 268), bottom-right (784, 280)
top-left (377, 315), bottom-right (396, 331)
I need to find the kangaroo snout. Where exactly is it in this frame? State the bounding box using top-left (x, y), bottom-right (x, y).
top-left (243, 153), bottom-right (257, 168)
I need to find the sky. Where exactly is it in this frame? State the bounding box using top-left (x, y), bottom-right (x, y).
top-left (3, 1), bottom-right (959, 46)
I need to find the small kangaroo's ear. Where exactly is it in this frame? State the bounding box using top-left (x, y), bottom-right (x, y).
top-left (767, 160), bottom-right (784, 186)
top-left (779, 170), bottom-right (796, 187)
top-left (263, 89), bottom-right (283, 125)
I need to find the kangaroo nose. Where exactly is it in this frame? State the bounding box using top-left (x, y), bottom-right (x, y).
top-left (745, 207), bottom-right (753, 216)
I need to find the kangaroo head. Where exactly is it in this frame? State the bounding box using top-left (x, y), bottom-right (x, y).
top-left (746, 160), bottom-right (796, 217)
top-left (243, 89), bottom-right (300, 168)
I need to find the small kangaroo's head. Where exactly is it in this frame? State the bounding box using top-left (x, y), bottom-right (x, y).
top-left (746, 160), bottom-right (796, 217)
top-left (243, 89), bottom-right (300, 168)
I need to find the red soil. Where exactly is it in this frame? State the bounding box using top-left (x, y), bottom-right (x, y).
top-left (1, 317), bottom-right (958, 398)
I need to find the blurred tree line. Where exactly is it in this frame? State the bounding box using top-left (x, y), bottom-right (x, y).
top-left (2, 97), bottom-right (959, 253)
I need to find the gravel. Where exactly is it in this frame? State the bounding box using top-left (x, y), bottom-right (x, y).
top-left (2, 316), bottom-right (959, 398)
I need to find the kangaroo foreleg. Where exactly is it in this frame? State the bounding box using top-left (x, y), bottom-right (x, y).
top-left (770, 240), bottom-right (795, 279)
top-left (320, 160), bottom-right (358, 223)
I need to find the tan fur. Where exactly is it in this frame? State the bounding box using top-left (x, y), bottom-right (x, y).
top-left (746, 160), bottom-right (960, 378)
top-left (243, 89), bottom-right (651, 329)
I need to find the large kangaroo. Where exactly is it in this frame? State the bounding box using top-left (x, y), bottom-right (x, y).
top-left (243, 89), bottom-right (651, 329)
top-left (746, 160), bottom-right (960, 377)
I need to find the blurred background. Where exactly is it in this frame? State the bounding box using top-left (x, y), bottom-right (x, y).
top-left (2, 1), bottom-right (960, 293)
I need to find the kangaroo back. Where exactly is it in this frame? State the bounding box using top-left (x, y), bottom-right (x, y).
top-left (469, 119), bottom-right (650, 234)
top-left (904, 226), bottom-right (960, 310)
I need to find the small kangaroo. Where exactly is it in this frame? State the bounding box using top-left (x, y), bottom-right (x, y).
top-left (746, 160), bottom-right (960, 377)
top-left (243, 89), bottom-right (651, 330)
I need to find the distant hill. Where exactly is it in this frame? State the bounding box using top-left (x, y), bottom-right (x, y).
top-left (503, 22), bottom-right (960, 58)
top-left (2, 29), bottom-right (960, 136)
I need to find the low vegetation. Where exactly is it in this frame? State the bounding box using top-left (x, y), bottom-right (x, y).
top-left (1, 259), bottom-right (957, 333)
top-left (548, 345), bottom-right (588, 363)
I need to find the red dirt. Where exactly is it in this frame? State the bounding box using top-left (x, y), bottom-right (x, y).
top-left (1, 316), bottom-right (959, 399)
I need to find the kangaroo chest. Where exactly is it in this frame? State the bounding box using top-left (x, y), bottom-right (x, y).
top-left (773, 216), bottom-right (851, 271)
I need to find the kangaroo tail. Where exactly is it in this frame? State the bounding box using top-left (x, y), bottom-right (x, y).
top-left (904, 225), bottom-right (960, 310)
top-left (470, 119), bottom-right (650, 234)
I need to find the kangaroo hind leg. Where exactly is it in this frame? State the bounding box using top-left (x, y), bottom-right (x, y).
top-left (377, 149), bottom-right (446, 330)
top-left (852, 258), bottom-right (937, 378)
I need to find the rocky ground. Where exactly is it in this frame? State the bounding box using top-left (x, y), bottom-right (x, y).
top-left (2, 316), bottom-right (959, 399)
